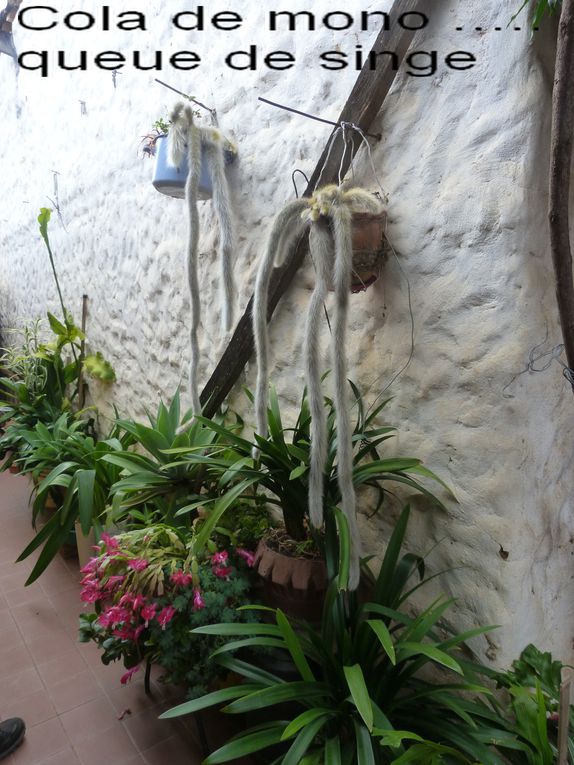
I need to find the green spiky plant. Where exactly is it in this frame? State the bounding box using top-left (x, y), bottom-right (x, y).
top-left (101, 390), bottom-right (241, 532)
top-left (169, 383), bottom-right (450, 556)
top-left (161, 506), bottom-right (555, 765)
top-left (15, 415), bottom-right (133, 584)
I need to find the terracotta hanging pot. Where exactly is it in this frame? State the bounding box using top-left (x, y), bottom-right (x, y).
top-left (350, 211), bottom-right (388, 293)
top-left (253, 534), bottom-right (328, 624)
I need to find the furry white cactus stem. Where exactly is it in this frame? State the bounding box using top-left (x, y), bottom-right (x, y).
top-left (169, 102), bottom-right (236, 418)
top-left (253, 184), bottom-right (383, 590)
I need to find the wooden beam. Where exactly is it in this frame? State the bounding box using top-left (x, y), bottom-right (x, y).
top-left (549, 0), bottom-right (574, 390)
top-left (201, 0), bottom-right (426, 416)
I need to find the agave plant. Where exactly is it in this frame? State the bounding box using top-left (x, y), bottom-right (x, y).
top-left (161, 507), bottom-right (548, 765)
top-left (101, 391), bottom-right (232, 529)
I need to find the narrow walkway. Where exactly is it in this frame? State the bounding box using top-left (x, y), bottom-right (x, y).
top-left (0, 472), bottom-right (202, 765)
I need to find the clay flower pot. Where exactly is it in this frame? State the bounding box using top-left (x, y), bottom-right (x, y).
top-left (253, 535), bottom-right (328, 623)
top-left (350, 211), bottom-right (388, 293)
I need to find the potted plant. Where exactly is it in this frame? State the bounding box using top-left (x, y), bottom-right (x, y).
top-left (161, 506), bottom-right (571, 764)
top-left (253, 186), bottom-right (397, 586)
top-left (143, 111), bottom-right (236, 201)
top-left (102, 390), bottom-right (229, 529)
top-left (78, 524), bottom-right (258, 699)
top-left (176, 383), bottom-right (449, 620)
top-left (15, 417), bottom-right (132, 583)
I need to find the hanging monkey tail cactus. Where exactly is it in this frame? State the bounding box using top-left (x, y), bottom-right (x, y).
top-left (253, 184), bottom-right (384, 589)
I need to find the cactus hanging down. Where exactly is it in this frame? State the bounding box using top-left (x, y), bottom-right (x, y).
top-left (169, 103), bottom-right (236, 419)
top-left (253, 184), bottom-right (383, 590)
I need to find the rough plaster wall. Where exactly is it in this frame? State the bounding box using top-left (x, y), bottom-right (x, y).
top-left (0, 0), bottom-right (572, 667)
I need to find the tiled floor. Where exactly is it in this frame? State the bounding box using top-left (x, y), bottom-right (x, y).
top-left (0, 471), bottom-right (204, 765)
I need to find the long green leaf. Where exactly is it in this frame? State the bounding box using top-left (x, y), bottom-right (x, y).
top-left (283, 716), bottom-right (329, 765)
top-left (77, 469), bottom-right (95, 535)
top-left (344, 665), bottom-right (373, 731)
top-left (281, 708), bottom-right (333, 741)
top-left (354, 719), bottom-right (376, 765)
top-left (397, 642), bottom-right (463, 675)
top-left (159, 684), bottom-right (260, 719)
top-left (366, 620), bottom-right (396, 665)
top-left (276, 609), bottom-right (315, 682)
top-left (224, 682), bottom-right (330, 714)
top-left (191, 478), bottom-right (257, 555)
top-left (204, 723), bottom-right (288, 764)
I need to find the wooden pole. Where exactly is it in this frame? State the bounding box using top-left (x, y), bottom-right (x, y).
top-left (78, 294), bottom-right (88, 409)
top-left (200, 0), bottom-right (427, 416)
top-left (549, 0), bottom-right (574, 389)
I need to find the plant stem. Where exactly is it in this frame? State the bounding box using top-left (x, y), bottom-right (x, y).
top-left (549, 0), bottom-right (574, 386)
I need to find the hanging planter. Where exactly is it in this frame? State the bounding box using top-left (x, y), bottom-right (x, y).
top-left (151, 133), bottom-right (236, 201)
top-left (350, 211), bottom-right (388, 292)
top-left (166, 102), bottom-right (239, 419)
top-left (253, 184), bottom-right (387, 589)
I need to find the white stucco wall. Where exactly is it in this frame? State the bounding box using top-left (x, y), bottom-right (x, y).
top-left (0, 0), bottom-right (572, 667)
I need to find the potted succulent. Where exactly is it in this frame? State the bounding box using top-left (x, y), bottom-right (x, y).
top-left (253, 186), bottom-right (396, 586)
top-left (142, 111), bottom-right (236, 201)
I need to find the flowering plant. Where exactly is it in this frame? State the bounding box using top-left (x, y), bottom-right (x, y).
top-left (78, 525), bottom-right (257, 697)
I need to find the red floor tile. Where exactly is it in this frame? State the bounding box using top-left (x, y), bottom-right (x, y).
top-left (0, 473), bottom-right (203, 764)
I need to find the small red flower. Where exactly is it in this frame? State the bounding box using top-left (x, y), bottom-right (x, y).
top-left (128, 558), bottom-right (149, 572)
top-left (157, 605), bottom-right (177, 629)
top-left (236, 548), bottom-right (256, 568)
top-left (193, 588), bottom-right (205, 611)
top-left (120, 665), bottom-right (140, 685)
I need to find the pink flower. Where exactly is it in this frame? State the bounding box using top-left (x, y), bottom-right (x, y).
top-left (100, 532), bottom-right (120, 551)
top-left (119, 593), bottom-right (134, 608)
top-left (212, 550), bottom-right (232, 579)
top-left (132, 594), bottom-right (147, 611)
top-left (157, 605), bottom-right (177, 629)
top-left (133, 624), bottom-right (145, 640)
top-left (113, 625), bottom-right (135, 640)
top-left (170, 570), bottom-right (193, 587)
top-left (104, 575), bottom-right (125, 591)
top-left (120, 665), bottom-right (140, 685)
top-left (80, 586), bottom-right (102, 604)
top-left (96, 609), bottom-right (115, 628)
top-left (193, 588), bottom-right (205, 611)
top-left (80, 557), bottom-right (100, 574)
top-left (141, 603), bottom-right (157, 626)
top-left (236, 548), bottom-right (256, 568)
top-left (128, 558), bottom-right (148, 572)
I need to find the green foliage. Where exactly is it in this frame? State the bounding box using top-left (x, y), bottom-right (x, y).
top-left (513, 0), bottom-right (562, 27)
top-left (0, 309), bottom-right (115, 464)
top-left (162, 506), bottom-right (559, 765)
top-left (103, 390), bottom-right (228, 529)
top-left (494, 645), bottom-right (574, 764)
top-left (175, 383), bottom-right (450, 545)
top-left (78, 525), bottom-right (257, 698)
top-left (83, 352), bottom-right (116, 382)
top-left (15, 416), bottom-right (132, 584)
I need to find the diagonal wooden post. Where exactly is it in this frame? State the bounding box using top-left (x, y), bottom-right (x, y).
top-left (200, 0), bottom-right (427, 416)
top-left (549, 0), bottom-right (574, 391)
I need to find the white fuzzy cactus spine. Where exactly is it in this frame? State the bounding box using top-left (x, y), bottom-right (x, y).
top-left (253, 184), bottom-right (383, 590)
